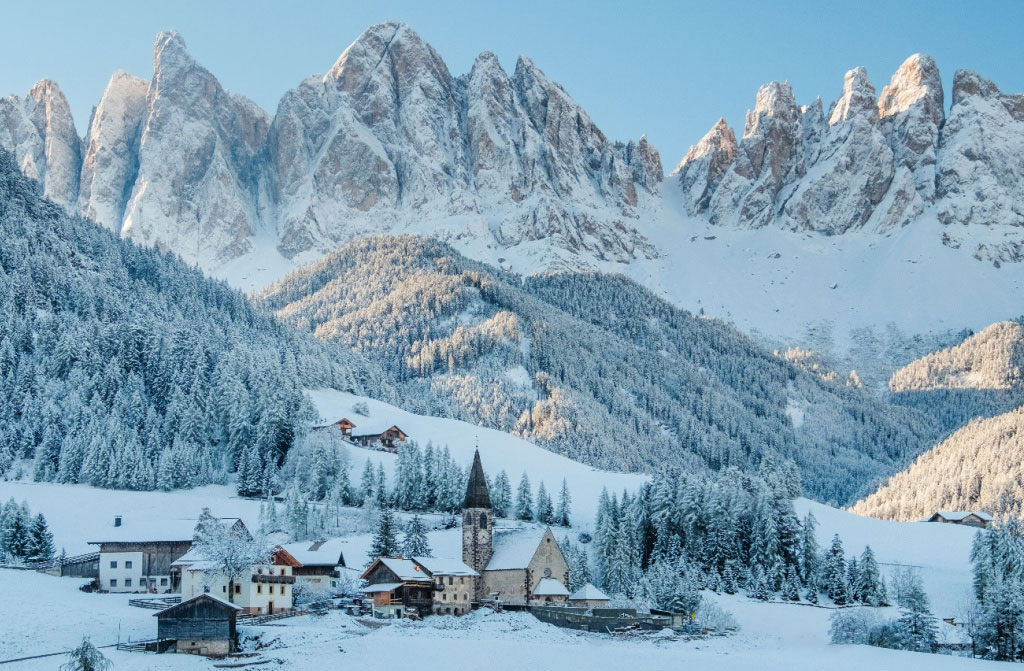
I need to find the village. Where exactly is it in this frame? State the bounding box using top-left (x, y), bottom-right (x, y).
top-left (0, 395), bottom-right (1002, 669)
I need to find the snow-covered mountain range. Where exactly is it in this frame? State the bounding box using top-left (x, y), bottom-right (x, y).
top-left (2, 24), bottom-right (1023, 349)
top-left (0, 23), bottom-right (660, 273)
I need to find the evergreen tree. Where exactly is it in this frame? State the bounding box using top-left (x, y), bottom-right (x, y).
top-left (800, 511), bottom-right (820, 586)
top-left (857, 546), bottom-right (887, 606)
top-left (783, 564), bottom-right (801, 601)
top-left (368, 507), bottom-right (400, 563)
top-left (824, 534), bottom-right (849, 605)
top-left (895, 569), bottom-right (938, 653)
top-left (359, 459), bottom-right (375, 506)
top-left (26, 513), bottom-right (54, 561)
top-left (401, 515), bottom-right (432, 557)
top-left (535, 481), bottom-right (554, 524)
top-left (556, 479), bottom-right (572, 527)
top-left (515, 472), bottom-right (534, 521)
top-left (492, 469), bottom-right (512, 518)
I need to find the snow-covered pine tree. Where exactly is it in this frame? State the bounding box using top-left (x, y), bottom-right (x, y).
top-left (895, 569), bottom-right (938, 653)
top-left (800, 511), bottom-right (820, 586)
top-left (401, 515), bottom-right (432, 557)
top-left (516, 472), bottom-right (534, 521)
top-left (368, 507), bottom-right (400, 564)
top-left (858, 546), bottom-right (887, 606)
top-left (60, 636), bottom-right (112, 671)
top-left (535, 481), bottom-right (554, 524)
top-left (492, 470), bottom-right (512, 518)
top-left (359, 459), bottom-right (375, 507)
top-left (556, 479), bottom-right (572, 527)
top-left (27, 513), bottom-right (54, 561)
top-left (824, 534), bottom-right (849, 605)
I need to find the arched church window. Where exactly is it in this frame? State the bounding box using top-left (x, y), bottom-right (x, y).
top-left (480, 514), bottom-right (488, 529)
top-left (465, 512), bottom-right (472, 525)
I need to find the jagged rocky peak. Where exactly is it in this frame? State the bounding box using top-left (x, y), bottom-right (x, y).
top-left (78, 70), bottom-right (149, 231)
top-left (828, 67), bottom-right (878, 125)
top-left (878, 54), bottom-right (943, 124)
top-left (937, 68), bottom-right (1024, 253)
top-left (0, 78), bottom-right (81, 208)
top-left (118, 30), bottom-right (271, 265)
top-left (673, 119), bottom-right (737, 214)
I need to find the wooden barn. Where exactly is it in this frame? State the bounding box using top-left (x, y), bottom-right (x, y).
top-left (313, 417), bottom-right (356, 437)
top-left (155, 594), bottom-right (240, 657)
top-left (360, 558), bottom-right (434, 617)
top-left (351, 422), bottom-right (408, 452)
top-left (926, 511), bottom-right (994, 529)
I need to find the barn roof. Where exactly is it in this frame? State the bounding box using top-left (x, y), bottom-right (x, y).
top-left (463, 450), bottom-right (492, 509)
top-left (486, 527), bottom-right (548, 571)
top-left (569, 583), bottom-right (610, 601)
top-left (88, 518), bottom-right (244, 545)
top-left (279, 539), bottom-right (346, 567)
top-left (932, 511), bottom-right (994, 521)
top-left (412, 557), bottom-right (479, 577)
top-left (360, 583), bottom-right (404, 593)
top-left (533, 578), bottom-right (570, 596)
top-left (154, 593), bottom-right (241, 617)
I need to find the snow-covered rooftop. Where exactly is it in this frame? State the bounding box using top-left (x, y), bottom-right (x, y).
top-left (378, 557), bottom-right (431, 582)
top-left (280, 539), bottom-right (346, 567)
top-left (88, 517), bottom-right (239, 544)
top-left (533, 577), bottom-right (570, 596)
top-left (931, 511), bottom-right (993, 521)
top-left (360, 583), bottom-right (403, 593)
top-left (569, 583), bottom-right (609, 601)
top-left (413, 557), bottom-right (478, 577)
top-left (486, 527), bottom-right (547, 571)
top-left (155, 593), bottom-right (241, 615)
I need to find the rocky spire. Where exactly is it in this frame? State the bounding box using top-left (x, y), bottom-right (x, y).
top-left (828, 67), bottom-right (878, 125)
top-left (463, 450), bottom-right (492, 509)
top-left (673, 118), bottom-right (737, 214)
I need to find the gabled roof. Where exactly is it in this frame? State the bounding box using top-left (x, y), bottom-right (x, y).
top-left (279, 539), bottom-right (346, 567)
top-left (350, 420), bottom-right (407, 437)
top-left (569, 583), bottom-right (610, 601)
top-left (486, 527), bottom-right (548, 571)
top-left (89, 517), bottom-right (245, 545)
top-left (360, 583), bottom-right (404, 593)
top-left (463, 450), bottom-right (492, 509)
top-left (361, 557), bottom-right (431, 583)
top-left (154, 593), bottom-right (241, 617)
top-left (533, 578), bottom-right (570, 596)
top-left (932, 511), bottom-right (994, 521)
top-left (412, 557), bottom-right (479, 577)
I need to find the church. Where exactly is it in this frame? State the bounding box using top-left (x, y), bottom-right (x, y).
top-left (462, 451), bottom-right (571, 605)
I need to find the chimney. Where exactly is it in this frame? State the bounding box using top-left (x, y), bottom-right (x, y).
top-left (114, 515), bottom-right (122, 527)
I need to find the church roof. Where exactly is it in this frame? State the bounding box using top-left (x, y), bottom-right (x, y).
top-left (486, 527), bottom-right (548, 571)
top-left (533, 578), bottom-right (570, 596)
top-left (463, 450), bottom-right (492, 509)
top-left (569, 583), bottom-right (610, 601)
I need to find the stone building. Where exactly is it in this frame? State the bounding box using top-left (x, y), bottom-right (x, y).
top-left (568, 583), bottom-right (611, 608)
top-left (461, 451), bottom-right (570, 605)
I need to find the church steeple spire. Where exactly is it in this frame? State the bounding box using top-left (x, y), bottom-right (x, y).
top-left (463, 450), bottom-right (492, 509)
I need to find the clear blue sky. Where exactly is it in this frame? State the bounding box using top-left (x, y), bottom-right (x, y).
top-left (2, 0), bottom-right (1022, 167)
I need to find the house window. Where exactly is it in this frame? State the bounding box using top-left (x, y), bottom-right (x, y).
top-left (258, 569), bottom-right (263, 574)
top-left (448, 576), bottom-right (453, 585)
top-left (463, 594), bottom-right (468, 601)
top-left (234, 584), bottom-right (241, 594)
top-left (161, 578), bottom-right (168, 586)
top-left (282, 586), bottom-right (287, 595)
top-left (269, 585), bottom-right (274, 594)
top-left (125, 561), bottom-right (133, 569)
top-left (443, 593), bottom-right (447, 601)
top-left (139, 578), bottom-right (147, 586)
top-left (125, 579), bottom-right (132, 587)
top-left (223, 586), bottom-right (227, 593)
top-left (280, 569), bottom-right (285, 575)
top-left (257, 585), bottom-right (262, 594)
top-left (110, 561), bottom-right (117, 568)
top-left (110, 579), bottom-right (117, 587)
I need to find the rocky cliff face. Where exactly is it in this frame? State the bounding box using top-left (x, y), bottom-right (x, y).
top-left (0, 79), bottom-right (81, 208)
top-left (673, 54), bottom-right (1024, 262)
top-left (0, 23), bottom-right (660, 269)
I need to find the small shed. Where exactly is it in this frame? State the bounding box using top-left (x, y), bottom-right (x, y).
top-left (568, 582), bottom-right (610, 608)
top-left (926, 511), bottom-right (993, 529)
top-left (155, 594), bottom-right (240, 657)
top-left (532, 577), bottom-right (570, 604)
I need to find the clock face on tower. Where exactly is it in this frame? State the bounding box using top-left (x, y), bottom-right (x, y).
top-left (543, 568), bottom-right (552, 577)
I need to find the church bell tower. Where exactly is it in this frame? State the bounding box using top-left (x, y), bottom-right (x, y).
top-left (462, 450), bottom-right (493, 597)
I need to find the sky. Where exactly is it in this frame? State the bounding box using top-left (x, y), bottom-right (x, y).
top-left (2, 0), bottom-right (1022, 168)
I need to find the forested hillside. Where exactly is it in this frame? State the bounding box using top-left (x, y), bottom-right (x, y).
top-left (0, 149), bottom-right (384, 491)
top-left (854, 322), bottom-right (1024, 519)
top-left (259, 235), bottom-right (941, 504)
top-left (851, 406), bottom-right (1024, 520)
